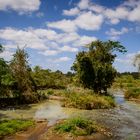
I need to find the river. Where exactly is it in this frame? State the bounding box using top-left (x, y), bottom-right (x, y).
top-left (0, 93), bottom-right (140, 140)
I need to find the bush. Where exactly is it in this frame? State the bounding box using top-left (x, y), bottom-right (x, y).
top-left (0, 119), bottom-right (34, 137)
top-left (63, 91), bottom-right (115, 109)
top-left (54, 117), bottom-right (97, 136)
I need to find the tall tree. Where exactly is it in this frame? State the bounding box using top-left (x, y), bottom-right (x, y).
top-left (10, 47), bottom-right (35, 98)
top-left (72, 40), bottom-right (126, 94)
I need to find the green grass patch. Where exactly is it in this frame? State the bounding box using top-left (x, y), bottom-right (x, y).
top-left (54, 117), bottom-right (99, 136)
top-left (0, 119), bottom-right (34, 137)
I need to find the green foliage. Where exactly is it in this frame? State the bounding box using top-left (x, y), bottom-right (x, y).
top-left (0, 119), bottom-right (34, 137)
top-left (72, 40), bottom-right (126, 94)
top-left (31, 66), bottom-right (71, 89)
top-left (54, 117), bottom-right (97, 136)
top-left (63, 89), bottom-right (115, 109)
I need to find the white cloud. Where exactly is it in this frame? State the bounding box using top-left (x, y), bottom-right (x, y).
top-left (36, 12), bottom-right (44, 17)
top-left (0, 0), bottom-right (41, 14)
top-left (75, 11), bottom-right (103, 31)
top-left (106, 27), bottom-right (129, 40)
top-left (89, 4), bottom-right (104, 13)
top-left (47, 19), bottom-right (77, 32)
top-left (110, 18), bottom-right (120, 25)
top-left (74, 35), bottom-right (97, 47)
top-left (47, 11), bottom-right (103, 32)
top-left (63, 7), bottom-right (80, 16)
top-left (122, 0), bottom-right (140, 8)
top-left (128, 5), bottom-right (140, 22)
top-left (0, 27), bottom-right (96, 59)
top-left (0, 49), bottom-right (14, 60)
top-left (78, 0), bottom-right (90, 10)
top-left (54, 57), bottom-right (72, 62)
top-left (39, 50), bottom-right (58, 56)
top-left (33, 28), bottom-right (58, 41)
top-left (0, 27), bottom-right (47, 50)
top-left (104, 1), bottom-right (140, 24)
top-left (58, 32), bottom-right (80, 44)
top-left (59, 46), bottom-right (78, 52)
top-left (104, 7), bottom-right (129, 23)
top-left (75, 0), bottom-right (140, 25)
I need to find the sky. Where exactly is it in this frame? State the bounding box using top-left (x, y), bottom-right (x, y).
top-left (0, 0), bottom-right (140, 73)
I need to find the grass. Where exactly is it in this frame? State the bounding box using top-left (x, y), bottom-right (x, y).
top-left (54, 117), bottom-right (99, 136)
top-left (0, 119), bottom-right (34, 137)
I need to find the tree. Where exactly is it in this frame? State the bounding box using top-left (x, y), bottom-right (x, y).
top-left (72, 40), bottom-right (126, 94)
top-left (10, 47), bottom-right (35, 98)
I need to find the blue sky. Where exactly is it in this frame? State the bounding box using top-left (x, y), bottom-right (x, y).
top-left (0, 0), bottom-right (140, 73)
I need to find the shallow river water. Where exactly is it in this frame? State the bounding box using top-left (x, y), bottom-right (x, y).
top-left (0, 93), bottom-right (140, 140)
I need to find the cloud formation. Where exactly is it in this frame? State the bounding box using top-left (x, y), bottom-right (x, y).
top-left (106, 27), bottom-right (129, 40)
top-left (0, 0), bottom-right (41, 14)
top-left (0, 27), bottom-right (96, 58)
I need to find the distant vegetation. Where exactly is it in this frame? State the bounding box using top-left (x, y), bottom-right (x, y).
top-left (31, 66), bottom-right (72, 89)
